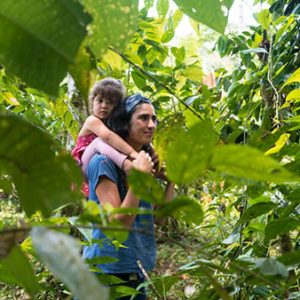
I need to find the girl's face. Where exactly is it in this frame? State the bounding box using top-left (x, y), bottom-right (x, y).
top-left (93, 98), bottom-right (115, 120)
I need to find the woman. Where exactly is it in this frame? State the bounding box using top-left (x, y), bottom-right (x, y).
top-left (83, 94), bottom-right (174, 300)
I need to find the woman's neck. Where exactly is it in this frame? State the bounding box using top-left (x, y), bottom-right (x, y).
top-left (126, 138), bottom-right (143, 152)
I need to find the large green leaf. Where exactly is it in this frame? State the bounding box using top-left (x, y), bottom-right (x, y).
top-left (156, 196), bottom-right (204, 225)
top-left (0, 114), bottom-right (82, 217)
top-left (0, 245), bottom-right (40, 298)
top-left (166, 120), bottom-right (215, 184)
top-left (128, 169), bottom-right (165, 204)
top-left (31, 227), bottom-right (109, 300)
top-left (173, 0), bottom-right (232, 34)
top-left (211, 145), bottom-right (298, 183)
top-left (241, 202), bottom-right (276, 223)
top-left (0, 0), bottom-right (90, 95)
top-left (82, 0), bottom-right (139, 56)
top-left (278, 250), bottom-right (300, 266)
top-left (282, 67), bottom-right (300, 88)
top-left (254, 258), bottom-right (288, 277)
top-left (264, 217), bottom-right (300, 243)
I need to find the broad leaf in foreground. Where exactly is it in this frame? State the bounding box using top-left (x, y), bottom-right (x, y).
top-left (0, 0), bottom-right (90, 95)
top-left (0, 114), bottom-right (82, 217)
top-left (166, 120), bottom-right (215, 184)
top-left (0, 246), bottom-right (40, 298)
top-left (211, 145), bottom-right (298, 183)
top-left (173, 0), bottom-right (233, 34)
top-left (82, 0), bottom-right (139, 56)
top-left (31, 227), bottom-right (109, 300)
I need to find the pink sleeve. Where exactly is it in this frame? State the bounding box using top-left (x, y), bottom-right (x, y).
top-left (81, 137), bottom-right (127, 174)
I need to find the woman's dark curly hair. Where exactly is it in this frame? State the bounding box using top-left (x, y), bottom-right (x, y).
top-left (107, 94), bottom-right (152, 152)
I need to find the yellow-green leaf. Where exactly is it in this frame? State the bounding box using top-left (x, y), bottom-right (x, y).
top-left (265, 133), bottom-right (290, 155)
top-left (282, 68), bottom-right (300, 88)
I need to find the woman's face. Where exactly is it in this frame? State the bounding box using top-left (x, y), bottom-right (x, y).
top-left (128, 103), bottom-right (157, 148)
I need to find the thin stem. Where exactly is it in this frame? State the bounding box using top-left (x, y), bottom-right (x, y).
top-left (109, 46), bottom-right (203, 120)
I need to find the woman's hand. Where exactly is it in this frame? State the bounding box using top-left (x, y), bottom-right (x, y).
top-left (132, 151), bottom-right (153, 174)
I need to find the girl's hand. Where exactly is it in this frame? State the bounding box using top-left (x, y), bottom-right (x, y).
top-left (129, 151), bottom-right (139, 160)
top-left (132, 151), bottom-right (153, 174)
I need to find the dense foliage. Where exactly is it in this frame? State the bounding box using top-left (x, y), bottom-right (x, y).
top-left (0, 0), bottom-right (300, 299)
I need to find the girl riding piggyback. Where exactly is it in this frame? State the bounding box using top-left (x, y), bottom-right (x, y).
top-left (72, 78), bottom-right (138, 196)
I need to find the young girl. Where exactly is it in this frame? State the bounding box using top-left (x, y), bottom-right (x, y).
top-left (72, 78), bottom-right (138, 196)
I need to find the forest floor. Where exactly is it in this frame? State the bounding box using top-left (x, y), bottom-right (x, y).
top-left (0, 197), bottom-right (205, 300)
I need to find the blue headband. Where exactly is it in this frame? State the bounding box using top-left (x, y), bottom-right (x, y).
top-left (124, 94), bottom-right (151, 113)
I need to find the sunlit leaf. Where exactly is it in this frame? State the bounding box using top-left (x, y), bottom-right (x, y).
top-left (0, 114), bottom-right (82, 217)
top-left (166, 120), bottom-right (215, 184)
top-left (173, 0), bottom-right (232, 34)
top-left (211, 145), bottom-right (298, 183)
top-left (0, 0), bottom-right (90, 95)
top-left (31, 227), bottom-right (109, 300)
top-left (82, 0), bottom-right (139, 56)
top-left (0, 245), bottom-right (40, 298)
top-left (282, 67), bottom-right (300, 88)
top-left (286, 89), bottom-right (300, 102)
top-left (156, 0), bottom-right (169, 18)
top-left (255, 9), bottom-right (271, 31)
top-left (264, 133), bottom-right (290, 155)
top-left (240, 48), bottom-right (269, 54)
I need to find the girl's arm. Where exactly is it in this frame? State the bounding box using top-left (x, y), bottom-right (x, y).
top-left (84, 115), bottom-right (138, 159)
top-left (81, 137), bottom-right (131, 174)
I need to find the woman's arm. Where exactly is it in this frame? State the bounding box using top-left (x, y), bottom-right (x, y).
top-left (84, 115), bottom-right (138, 159)
top-left (96, 151), bottom-right (153, 227)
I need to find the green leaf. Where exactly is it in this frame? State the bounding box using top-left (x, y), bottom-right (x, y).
top-left (82, 0), bottom-right (139, 55)
top-left (31, 227), bottom-right (109, 300)
top-left (240, 48), bottom-right (269, 54)
top-left (0, 114), bottom-right (82, 217)
top-left (254, 258), bottom-right (288, 277)
top-left (211, 145), bottom-right (298, 183)
top-left (85, 256), bottom-right (119, 265)
top-left (0, 0), bottom-right (90, 95)
top-left (264, 133), bottom-right (290, 155)
top-left (131, 70), bottom-right (147, 89)
top-left (152, 275), bottom-right (180, 295)
top-left (173, 0), bottom-right (232, 34)
top-left (264, 218), bottom-right (300, 243)
top-left (255, 9), bottom-right (271, 31)
top-left (241, 202), bottom-right (276, 223)
top-left (166, 120), bottom-right (215, 184)
top-left (0, 175), bottom-right (13, 194)
top-left (144, 0), bottom-right (154, 9)
top-left (128, 169), bottom-right (165, 204)
top-left (157, 0), bottom-right (169, 18)
top-left (156, 196), bottom-right (204, 225)
top-left (282, 68), bottom-right (300, 88)
top-left (277, 250), bottom-right (300, 266)
top-left (0, 246), bottom-right (40, 298)
top-left (171, 47), bottom-right (185, 64)
top-left (286, 89), bottom-right (300, 102)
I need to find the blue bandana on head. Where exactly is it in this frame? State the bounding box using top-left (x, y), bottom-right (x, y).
top-left (124, 94), bottom-right (151, 113)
